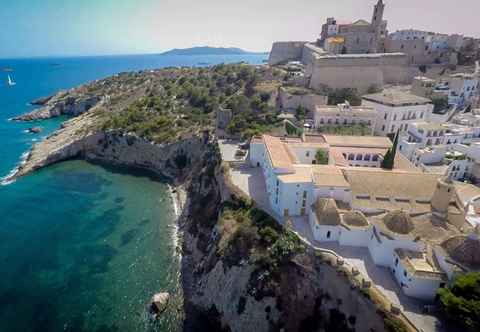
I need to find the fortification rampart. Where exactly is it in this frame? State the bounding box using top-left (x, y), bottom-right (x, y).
top-left (308, 52), bottom-right (410, 93)
top-left (268, 41), bottom-right (308, 65)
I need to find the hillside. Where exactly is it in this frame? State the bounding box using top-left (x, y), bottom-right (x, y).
top-left (160, 46), bottom-right (262, 56)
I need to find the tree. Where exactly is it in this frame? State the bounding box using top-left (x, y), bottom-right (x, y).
top-left (295, 105), bottom-right (306, 121)
top-left (328, 88), bottom-right (361, 106)
top-left (381, 131), bottom-right (399, 169)
top-left (437, 272), bottom-right (480, 332)
top-left (432, 95), bottom-right (449, 113)
top-left (315, 149), bottom-right (329, 165)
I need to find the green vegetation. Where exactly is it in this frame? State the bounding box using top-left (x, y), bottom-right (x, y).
top-left (438, 272), bottom-right (480, 332)
top-left (315, 149), bottom-right (329, 165)
top-left (285, 120), bottom-right (303, 136)
top-left (218, 199), bottom-right (305, 273)
top-left (432, 95), bottom-right (449, 113)
top-left (315, 124), bottom-right (371, 136)
top-left (381, 131), bottom-right (398, 169)
top-left (327, 88), bottom-right (362, 106)
top-left (284, 86), bottom-right (311, 96)
top-left (383, 316), bottom-right (408, 332)
top-left (102, 64), bottom-right (283, 142)
top-left (295, 105), bottom-right (307, 121)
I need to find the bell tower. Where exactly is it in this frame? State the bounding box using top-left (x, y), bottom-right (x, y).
top-left (371, 0), bottom-right (385, 27)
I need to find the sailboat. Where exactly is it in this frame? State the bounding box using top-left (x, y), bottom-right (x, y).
top-left (7, 74), bottom-right (16, 86)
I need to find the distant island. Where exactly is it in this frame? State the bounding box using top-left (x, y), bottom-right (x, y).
top-left (159, 46), bottom-right (266, 56)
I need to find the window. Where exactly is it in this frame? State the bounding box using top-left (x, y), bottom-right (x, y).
top-left (395, 258), bottom-right (399, 266)
top-left (403, 270), bottom-right (407, 277)
top-left (306, 151), bottom-right (310, 157)
top-left (364, 154), bottom-right (371, 161)
top-left (382, 125), bottom-right (385, 131)
top-left (356, 154), bottom-right (363, 161)
top-left (372, 155), bottom-right (379, 161)
top-left (391, 125), bottom-right (395, 132)
top-left (327, 231), bottom-right (331, 239)
top-left (384, 114), bottom-right (387, 120)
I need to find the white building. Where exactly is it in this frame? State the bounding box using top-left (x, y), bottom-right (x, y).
top-left (362, 91), bottom-right (434, 136)
top-left (398, 121), bottom-right (480, 180)
top-left (447, 73), bottom-right (479, 108)
top-left (313, 102), bottom-right (377, 134)
top-left (249, 134), bottom-right (398, 217)
top-left (308, 177), bottom-right (480, 301)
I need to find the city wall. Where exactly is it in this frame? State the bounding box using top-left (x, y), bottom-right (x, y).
top-left (268, 41), bottom-right (307, 65)
top-left (308, 53), bottom-right (410, 93)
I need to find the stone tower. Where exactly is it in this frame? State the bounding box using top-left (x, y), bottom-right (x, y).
top-left (371, 0), bottom-right (385, 27)
top-left (431, 176), bottom-right (455, 219)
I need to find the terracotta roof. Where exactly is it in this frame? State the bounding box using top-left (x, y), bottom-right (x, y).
top-left (344, 168), bottom-right (441, 213)
top-left (454, 182), bottom-right (480, 206)
top-left (342, 211), bottom-right (369, 228)
top-left (313, 198), bottom-right (341, 226)
top-left (362, 91), bottom-right (432, 106)
top-left (441, 234), bottom-right (480, 269)
top-left (278, 165), bottom-right (312, 183)
top-left (323, 135), bottom-right (392, 148)
top-left (382, 210), bottom-right (415, 235)
top-left (263, 135), bottom-right (297, 171)
top-left (312, 165), bottom-right (350, 187)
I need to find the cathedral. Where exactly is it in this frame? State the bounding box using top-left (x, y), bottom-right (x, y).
top-left (319, 0), bottom-right (388, 54)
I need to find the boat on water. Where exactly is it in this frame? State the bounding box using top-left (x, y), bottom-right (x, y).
top-left (7, 74), bottom-right (16, 86)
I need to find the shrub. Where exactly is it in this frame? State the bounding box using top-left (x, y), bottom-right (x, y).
top-left (438, 272), bottom-right (480, 332)
top-left (315, 149), bottom-right (329, 165)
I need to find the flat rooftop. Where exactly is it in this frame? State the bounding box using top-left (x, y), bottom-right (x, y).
top-left (363, 91), bottom-right (432, 107)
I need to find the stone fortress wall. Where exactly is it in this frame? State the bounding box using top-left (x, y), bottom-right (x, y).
top-left (308, 51), bottom-right (409, 93)
top-left (268, 41), bottom-right (308, 66)
top-left (269, 42), bottom-right (410, 94)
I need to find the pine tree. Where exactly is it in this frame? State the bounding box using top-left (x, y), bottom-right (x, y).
top-left (381, 130), bottom-right (399, 169)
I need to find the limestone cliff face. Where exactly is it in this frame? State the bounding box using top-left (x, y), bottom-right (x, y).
top-left (180, 162), bottom-right (389, 332)
top-left (14, 112), bottom-right (392, 331)
top-left (13, 90), bottom-right (101, 121)
top-left (14, 111), bottom-right (211, 184)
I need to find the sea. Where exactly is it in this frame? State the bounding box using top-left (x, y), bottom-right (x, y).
top-left (0, 53), bottom-right (267, 332)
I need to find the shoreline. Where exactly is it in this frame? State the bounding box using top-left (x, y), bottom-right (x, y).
top-left (1, 151), bottom-right (31, 186)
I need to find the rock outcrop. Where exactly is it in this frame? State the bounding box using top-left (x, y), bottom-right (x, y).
top-left (11, 66), bottom-right (407, 332)
top-left (13, 91), bottom-right (101, 121)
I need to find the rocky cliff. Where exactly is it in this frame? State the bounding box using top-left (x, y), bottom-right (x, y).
top-left (10, 65), bottom-right (407, 332)
top-left (179, 160), bottom-right (396, 332)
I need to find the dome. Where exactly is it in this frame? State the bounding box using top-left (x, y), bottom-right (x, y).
top-left (382, 210), bottom-right (414, 235)
top-left (342, 211), bottom-right (369, 227)
top-left (441, 234), bottom-right (480, 267)
top-left (314, 198), bottom-right (341, 226)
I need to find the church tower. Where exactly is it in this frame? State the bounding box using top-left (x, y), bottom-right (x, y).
top-left (371, 0), bottom-right (385, 27)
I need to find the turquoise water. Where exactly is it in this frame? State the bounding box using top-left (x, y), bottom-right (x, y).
top-left (0, 53), bottom-right (267, 331)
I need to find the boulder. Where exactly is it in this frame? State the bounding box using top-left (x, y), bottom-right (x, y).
top-left (27, 127), bottom-right (43, 134)
top-left (149, 292), bottom-right (169, 317)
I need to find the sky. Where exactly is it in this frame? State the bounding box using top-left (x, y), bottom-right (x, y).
top-left (0, 0), bottom-right (479, 58)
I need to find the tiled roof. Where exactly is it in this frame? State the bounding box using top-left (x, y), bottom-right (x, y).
top-left (312, 165), bottom-right (350, 187)
top-left (344, 168), bottom-right (441, 213)
top-left (313, 198), bottom-right (341, 226)
top-left (323, 135), bottom-right (392, 148)
top-left (263, 135), bottom-right (297, 171)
